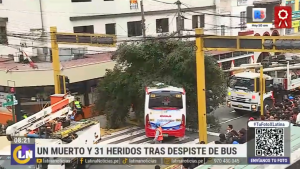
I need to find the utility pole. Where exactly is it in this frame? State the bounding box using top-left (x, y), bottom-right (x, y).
top-left (140, 0), bottom-right (146, 39)
top-left (175, 0), bottom-right (182, 38)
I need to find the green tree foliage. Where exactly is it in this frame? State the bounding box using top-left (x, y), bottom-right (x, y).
top-left (95, 39), bottom-right (226, 131)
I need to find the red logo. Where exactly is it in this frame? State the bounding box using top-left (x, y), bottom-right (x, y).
top-left (274, 6), bottom-right (292, 28)
top-left (160, 115), bottom-right (171, 117)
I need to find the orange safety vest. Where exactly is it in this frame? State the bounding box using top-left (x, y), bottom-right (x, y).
top-left (156, 127), bottom-right (163, 141)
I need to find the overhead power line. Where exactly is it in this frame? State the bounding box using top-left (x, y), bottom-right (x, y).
top-left (150, 0), bottom-right (175, 5)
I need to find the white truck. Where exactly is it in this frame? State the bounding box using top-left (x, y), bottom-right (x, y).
top-left (227, 62), bottom-right (300, 114)
top-left (1, 94), bottom-right (101, 169)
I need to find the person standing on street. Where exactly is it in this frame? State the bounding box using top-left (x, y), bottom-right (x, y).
top-left (153, 123), bottom-right (163, 144)
top-left (74, 97), bottom-right (85, 119)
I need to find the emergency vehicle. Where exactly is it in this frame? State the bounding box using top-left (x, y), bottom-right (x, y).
top-left (227, 61), bottom-right (300, 114)
top-left (144, 83), bottom-right (186, 138)
top-left (1, 94), bottom-right (101, 169)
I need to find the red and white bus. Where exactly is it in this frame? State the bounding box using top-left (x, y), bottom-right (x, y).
top-left (144, 84), bottom-right (186, 138)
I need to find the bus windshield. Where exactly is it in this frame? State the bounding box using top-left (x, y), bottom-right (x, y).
top-left (148, 91), bottom-right (183, 109)
top-left (229, 77), bottom-right (255, 91)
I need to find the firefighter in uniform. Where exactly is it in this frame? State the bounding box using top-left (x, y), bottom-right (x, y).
top-left (153, 123), bottom-right (163, 144)
top-left (74, 97), bottom-right (85, 119)
top-left (22, 110), bottom-right (28, 119)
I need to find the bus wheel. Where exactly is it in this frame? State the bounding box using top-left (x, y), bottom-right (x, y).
top-left (263, 98), bottom-right (273, 114)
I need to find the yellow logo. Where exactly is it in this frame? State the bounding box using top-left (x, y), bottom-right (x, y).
top-left (122, 158), bottom-right (128, 164)
top-left (36, 159), bottom-right (42, 163)
top-left (80, 158), bottom-right (84, 164)
top-left (13, 145), bottom-right (33, 164)
top-left (163, 158), bottom-right (171, 165)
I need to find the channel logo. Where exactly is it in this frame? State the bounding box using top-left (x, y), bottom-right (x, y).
top-left (11, 144), bottom-right (35, 165)
top-left (252, 8), bottom-right (266, 22)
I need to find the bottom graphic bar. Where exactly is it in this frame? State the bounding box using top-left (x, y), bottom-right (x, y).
top-left (248, 157), bottom-right (290, 164)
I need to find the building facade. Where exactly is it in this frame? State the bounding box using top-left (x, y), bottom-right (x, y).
top-left (288, 0), bottom-right (300, 34)
top-left (0, 0), bottom-right (219, 119)
top-left (0, 0), bottom-right (217, 56)
top-left (216, 0), bottom-right (288, 64)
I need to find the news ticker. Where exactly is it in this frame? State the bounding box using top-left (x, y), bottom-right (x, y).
top-left (0, 156), bottom-right (248, 165)
top-left (34, 157), bottom-right (248, 165)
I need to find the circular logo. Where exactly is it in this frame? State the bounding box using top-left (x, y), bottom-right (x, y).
top-left (13, 145), bottom-right (32, 164)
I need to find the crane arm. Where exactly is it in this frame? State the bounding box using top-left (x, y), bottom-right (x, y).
top-left (6, 95), bottom-right (74, 137)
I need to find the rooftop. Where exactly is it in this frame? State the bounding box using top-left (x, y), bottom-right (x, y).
top-left (0, 53), bottom-right (113, 71)
top-left (0, 51), bottom-right (242, 72)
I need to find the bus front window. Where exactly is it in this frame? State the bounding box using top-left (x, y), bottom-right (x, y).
top-left (149, 92), bottom-right (183, 109)
top-left (229, 77), bottom-right (255, 91)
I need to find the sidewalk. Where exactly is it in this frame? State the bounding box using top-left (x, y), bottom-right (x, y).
top-left (92, 115), bottom-right (137, 136)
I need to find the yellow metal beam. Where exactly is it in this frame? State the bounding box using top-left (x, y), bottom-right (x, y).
top-left (204, 48), bottom-right (300, 53)
top-left (56, 32), bottom-right (117, 47)
top-left (203, 36), bottom-right (300, 39)
top-left (50, 27), bottom-right (61, 94)
top-left (203, 35), bottom-right (300, 53)
top-left (259, 66), bottom-right (264, 116)
top-left (195, 28), bottom-right (207, 144)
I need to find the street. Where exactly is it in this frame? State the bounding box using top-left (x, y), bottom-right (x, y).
top-left (208, 106), bottom-right (258, 134)
top-left (87, 105), bottom-right (254, 169)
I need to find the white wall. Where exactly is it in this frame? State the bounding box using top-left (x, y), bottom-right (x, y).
top-left (0, 0), bottom-right (43, 56)
top-left (214, 0), bottom-right (251, 36)
top-left (0, 61), bottom-right (116, 87)
top-left (0, 0), bottom-right (216, 56)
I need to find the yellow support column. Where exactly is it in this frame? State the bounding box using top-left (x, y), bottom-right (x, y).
top-left (195, 28), bottom-right (207, 144)
top-left (50, 27), bottom-right (61, 94)
top-left (294, 0), bottom-right (299, 33)
top-left (260, 66), bottom-right (264, 115)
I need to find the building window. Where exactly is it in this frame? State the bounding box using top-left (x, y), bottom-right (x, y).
top-left (221, 25), bottom-right (225, 36)
top-left (176, 17), bottom-right (185, 30)
top-left (240, 11), bottom-right (246, 30)
top-left (130, 0), bottom-right (138, 9)
top-left (0, 26), bottom-right (7, 44)
top-left (73, 25), bottom-right (94, 33)
top-left (192, 15), bottom-right (205, 28)
top-left (105, 23), bottom-right (116, 35)
top-left (127, 21), bottom-right (142, 37)
top-left (156, 18), bottom-right (169, 33)
top-left (71, 0), bottom-right (91, 2)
